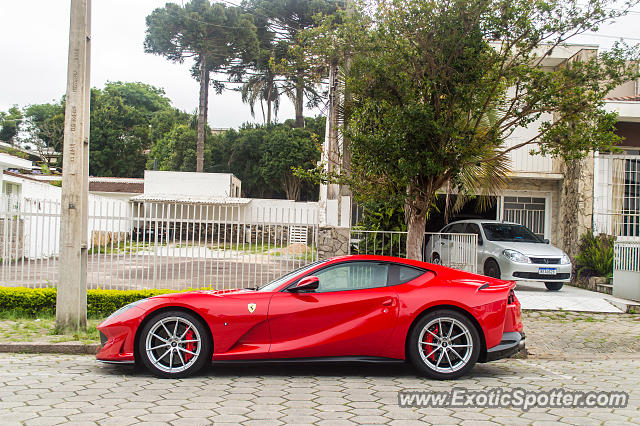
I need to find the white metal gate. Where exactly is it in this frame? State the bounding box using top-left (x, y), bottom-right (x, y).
top-left (613, 239), bottom-right (640, 301)
top-left (0, 196), bottom-right (318, 290)
top-left (349, 230), bottom-right (478, 273)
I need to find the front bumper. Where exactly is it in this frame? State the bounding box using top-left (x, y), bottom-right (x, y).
top-left (500, 260), bottom-right (571, 282)
top-left (485, 331), bottom-right (525, 362)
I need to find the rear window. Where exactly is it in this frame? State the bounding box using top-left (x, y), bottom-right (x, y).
top-left (387, 264), bottom-right (427, 286)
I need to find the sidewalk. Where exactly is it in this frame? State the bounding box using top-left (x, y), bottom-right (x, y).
top-left (515, 281), bottom-right (639, 313)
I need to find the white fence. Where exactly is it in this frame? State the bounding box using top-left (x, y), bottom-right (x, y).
top-left (1, 196), bottom-right (318, 290)
top-left (349, 230), bottom-right (478, 274)
top-left (613, 239), bottom-right (640, 301)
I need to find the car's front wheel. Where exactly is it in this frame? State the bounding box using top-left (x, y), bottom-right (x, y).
top-left (408, 309), bottom-right (480, 380)
top-left (545, 282), bottom-right (564, 291)
top-left (484, 259), bottom-right (501, 279)
top-left (138, 310), bottom-right (212, 378)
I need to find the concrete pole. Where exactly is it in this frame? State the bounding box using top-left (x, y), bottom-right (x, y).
top-left (56, 0), bottom-right (91, 332)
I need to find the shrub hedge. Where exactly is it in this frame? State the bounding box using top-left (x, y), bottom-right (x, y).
top-left (0, 287), bottom-right (181, 318)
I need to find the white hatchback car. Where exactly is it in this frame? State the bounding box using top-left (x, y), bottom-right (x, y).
top-left (425, 219), bottom-right (571, 291)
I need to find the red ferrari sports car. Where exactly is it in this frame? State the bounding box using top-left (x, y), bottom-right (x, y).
top-left (97, 255), bottom-right (524, 379)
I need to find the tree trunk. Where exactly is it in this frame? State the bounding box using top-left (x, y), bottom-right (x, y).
top-left (294, 78), bottom-right (304, 128)
top-left (405, 184), bottom-right (430, 261)
top-left (283, 173), bottom-right (301, 201)
top-left (196, 54), bottom-right (208, 173)
top-left (266, 100), bottom-right (272, 125)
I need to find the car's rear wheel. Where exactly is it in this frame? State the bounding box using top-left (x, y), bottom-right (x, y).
top-left (484, 259), bottom-right (501, 279)
top-left (432, 253), bottom-right (441, 264)
top-left (545, 282), bottom-right (564, 291)
top-left (138, 310), bottom-right (211, 378)
top-left (408, 309), bottom-right (480, 380)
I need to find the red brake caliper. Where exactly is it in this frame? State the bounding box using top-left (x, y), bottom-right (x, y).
top-left (425, 325), bottom-right (438, 362)
top-left (184, 330), bottom-right (195, 362)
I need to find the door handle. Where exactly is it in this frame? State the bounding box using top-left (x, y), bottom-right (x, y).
top-left (382, 298), bottom-right (395, 306)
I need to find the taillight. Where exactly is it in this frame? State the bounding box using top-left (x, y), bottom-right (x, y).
top-left (507, 289), bottom-right (515, 304)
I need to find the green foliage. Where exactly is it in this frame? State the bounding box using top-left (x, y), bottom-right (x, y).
top-left (0, 106), bottom-right (24, 144)
top-left (259, 125), bottom-right (321, 200)
top-left (22, 102), bottom-right (65, 166)
top-left (211, 120), bottom-right (322, 200)
top-left (0, 145), bottom-right (30, 160)
top-left (0, 287), bottom-right (178, 318)
top-left (575, 231), bottom-right (615, 278)
top-left (89, 82), bottom-right (173, 177)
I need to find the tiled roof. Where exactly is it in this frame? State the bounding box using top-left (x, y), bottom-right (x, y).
top-left (89, 181), bottom-right (144, 193)
top-left (605, 95), bottom-right (640, 101)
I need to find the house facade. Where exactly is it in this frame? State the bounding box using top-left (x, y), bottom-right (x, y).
top-left (494, 45), bottom-right (640, 257)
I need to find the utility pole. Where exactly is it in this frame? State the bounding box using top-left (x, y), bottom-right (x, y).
top-left (56, 0), bottom-right (91, 332)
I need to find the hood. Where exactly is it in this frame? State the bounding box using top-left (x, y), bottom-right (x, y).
top-left (490, 241), bottom-right (565, 257)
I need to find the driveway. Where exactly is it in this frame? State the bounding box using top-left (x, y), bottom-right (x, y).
top-left (515, 281), bottom-right (636, 313)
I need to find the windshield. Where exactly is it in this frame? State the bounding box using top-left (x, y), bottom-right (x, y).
top-left (482, 223), bottom-right (542, 243)
top-left (257, 260), bottom-right (327, 292)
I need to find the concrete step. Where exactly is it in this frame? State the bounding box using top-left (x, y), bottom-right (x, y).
top-left (596, 283), bottom-right (613, 295)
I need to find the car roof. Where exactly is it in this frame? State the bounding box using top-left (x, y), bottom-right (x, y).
top-left (445, 219), bottom-right (519, 226)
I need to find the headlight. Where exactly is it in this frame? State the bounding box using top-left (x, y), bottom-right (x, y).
top-left (106, 299), bottom-right (147, 320)
top-left (502, 249), bottom-right (531, 263)
top-left (561, 253), bottom-right (571, 264)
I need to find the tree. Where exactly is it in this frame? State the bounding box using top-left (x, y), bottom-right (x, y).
top-left (246, 0), bottom-right (337, 127)
top-left (22, 102), bottom-right (65, 166)
top-left (145, 0), bottom-right (258, 172)
top-left (259, 125), bottom-right (321, 200)
top-left (89, 82), bottom-right (173, 177)
top-left (311, 0), bottom-right (640, 260)
top-left (0, 106), bottom-right (24, 145)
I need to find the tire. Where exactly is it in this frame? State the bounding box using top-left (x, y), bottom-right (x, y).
top-left (545, 282), bottom-right (564, 291)
top-left (138, 310), bottom-right (212, 378)
top-left (408, 309), bottom-right (481, 380)
top-left (484, 259), bottom-right (501, 279)
top-left (432, 253), bottom-right (442, 265)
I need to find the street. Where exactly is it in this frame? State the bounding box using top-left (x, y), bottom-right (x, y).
top-left (1, 354), bottom-right (639, 425)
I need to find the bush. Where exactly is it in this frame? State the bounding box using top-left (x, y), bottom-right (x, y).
top-left (575, 231), bottom-right (614, 279)
top-left (0, 287), bottom-right (180, 318)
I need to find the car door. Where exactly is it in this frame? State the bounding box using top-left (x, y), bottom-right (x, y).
top-left (267, 261), bottom-right (399, 359)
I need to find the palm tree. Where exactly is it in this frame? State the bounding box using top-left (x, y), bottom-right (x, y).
top-left (240, 69), bottom-right (281, 124)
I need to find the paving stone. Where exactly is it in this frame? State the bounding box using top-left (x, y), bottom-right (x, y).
top-left (0, 352), bottom-right (638, 426)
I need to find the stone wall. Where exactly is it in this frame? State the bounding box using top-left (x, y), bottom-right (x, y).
top-left (558, 156), bottom-right (595, 258)
top-left (317, 227), bottom-right (350, 259)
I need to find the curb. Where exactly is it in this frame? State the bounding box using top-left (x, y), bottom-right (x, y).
top-left (0, 342), bottom-right (100, 355)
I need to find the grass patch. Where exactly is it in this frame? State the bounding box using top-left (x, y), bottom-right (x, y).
top-left (0, 312), bottom-right (102, 344)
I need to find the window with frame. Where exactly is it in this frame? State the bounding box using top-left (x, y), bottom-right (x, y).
top-left (312, 262), bottom-right (389, 293)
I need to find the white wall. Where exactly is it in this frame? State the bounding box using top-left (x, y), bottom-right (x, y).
top-left (144, 170), bottom-right (236, 198)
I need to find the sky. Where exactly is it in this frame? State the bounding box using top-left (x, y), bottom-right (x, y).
top-left (0, 0), bottom-right (639, 130)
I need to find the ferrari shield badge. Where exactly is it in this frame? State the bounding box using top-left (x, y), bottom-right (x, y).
top-left (247, 303), bottom-right (256, 314)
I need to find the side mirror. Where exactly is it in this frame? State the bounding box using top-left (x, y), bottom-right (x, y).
top-left (478, 238), bottom-right (483, 246)
top-left (543, 239), bottom-right (550, 244)
top-left (290, 276), bottom-right (319, 292)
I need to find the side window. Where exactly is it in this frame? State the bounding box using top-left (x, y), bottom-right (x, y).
top-left (312, 262), bottom-right (388, 293)
top-left (448, 223), bottom-right (466, 234)
top-left (465, 223), bottom-right (483, 244)
top-left (387, 264), bottom-right (427, 286)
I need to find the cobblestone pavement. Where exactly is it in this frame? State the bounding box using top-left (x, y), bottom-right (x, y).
top-left (523, 311), bottom-right (640, 359)
top-left (0, 353), bottom-right (638, 425)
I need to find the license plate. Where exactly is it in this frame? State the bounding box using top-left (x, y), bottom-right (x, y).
top-left (539, 268), bottom-right (557, 275)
